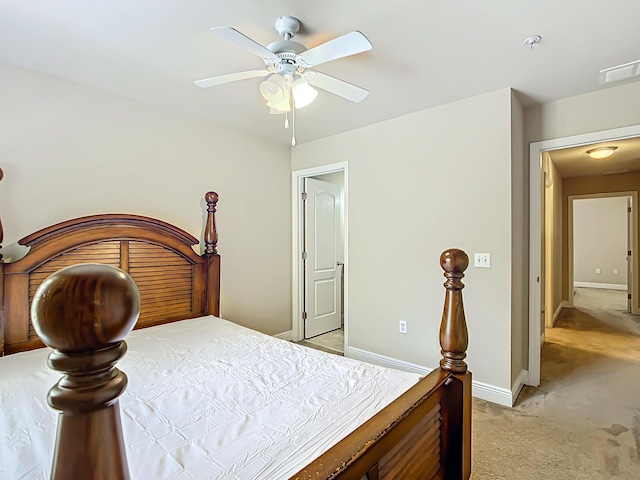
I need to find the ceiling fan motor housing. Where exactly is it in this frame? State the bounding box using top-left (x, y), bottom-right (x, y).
top-left (265, 40), bottom-right (307, 75)
top-left (266, 40), bottom-right (307, 56)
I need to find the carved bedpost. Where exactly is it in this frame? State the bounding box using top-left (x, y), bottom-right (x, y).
top-left (439, 248), bottom-right (469, 373)
top-left (0, 168), bottom-right (4, 356)
top-left (204, 191), bottom-right (219, 255)
top-left (204, 192), bottom-right (220, 316)
top-left (438, 248), bottom-right (472, 479)
top-left (31, 263), bottom-right (140, 480)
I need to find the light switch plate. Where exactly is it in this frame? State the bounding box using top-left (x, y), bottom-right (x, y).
top-left (474, 253), bottom-right (491, 268)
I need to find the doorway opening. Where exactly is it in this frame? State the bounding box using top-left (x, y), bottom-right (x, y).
top-left (569, 194), bottom-right (634, 312)
top-left (292, 162), bottom-right (347, 354)
top-left (529, 124), bottom-right (640, 386)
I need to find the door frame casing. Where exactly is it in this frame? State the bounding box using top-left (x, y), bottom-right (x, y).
top-left (529, 123), bottom-right (640, 386)
top-left (292, 162), bottom-right (348, 346)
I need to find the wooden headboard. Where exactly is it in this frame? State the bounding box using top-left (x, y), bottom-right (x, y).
top-left (0, 188), bottom-right (220, 355)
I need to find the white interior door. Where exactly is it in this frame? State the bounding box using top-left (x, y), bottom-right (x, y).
top-left (304, 178), bottom-right (342, 338)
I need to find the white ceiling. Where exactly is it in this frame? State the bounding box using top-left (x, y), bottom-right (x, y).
top-left (1, 1), bottom-right (640, 148)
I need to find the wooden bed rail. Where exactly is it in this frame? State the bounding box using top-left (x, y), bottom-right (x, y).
top-left (30, 248), bottom-right (471, 480)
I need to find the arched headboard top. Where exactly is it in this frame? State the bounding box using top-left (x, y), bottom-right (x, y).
top-left (21, 213), bottom-right (198, 246)
top-left (8, 214), bottom-right (206, 274)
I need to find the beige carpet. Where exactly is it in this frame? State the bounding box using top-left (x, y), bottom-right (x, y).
top-left (472, 288), bottom-right (640, 479)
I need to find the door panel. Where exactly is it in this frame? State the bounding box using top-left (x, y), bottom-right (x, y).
top-left (315, 278), bottom-right (337, 317)
top-left (304, 178), bottom-right (342, 338)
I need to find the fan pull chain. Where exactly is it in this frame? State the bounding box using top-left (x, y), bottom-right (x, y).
top-left (291, 105), bottom-right (297, 146)
top-left (284, 111), bottom-right (289, 129)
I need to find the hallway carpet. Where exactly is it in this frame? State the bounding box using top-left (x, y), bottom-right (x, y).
top-left (472, 288), bottom-right (640, 479)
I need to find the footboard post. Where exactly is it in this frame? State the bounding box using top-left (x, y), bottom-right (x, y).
top-left (31, 263), bottom-right (140, 480)
top-left (204, 191), bottom-right (221, 316)
top-left (438, 249), bottom-right (472, 479)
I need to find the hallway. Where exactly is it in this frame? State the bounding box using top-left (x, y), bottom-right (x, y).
top-left (472, 287), bottom-right (640, 479)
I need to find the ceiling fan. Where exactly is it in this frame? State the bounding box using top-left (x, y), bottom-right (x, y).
top-left (194, 15), bottom-right (372, 140)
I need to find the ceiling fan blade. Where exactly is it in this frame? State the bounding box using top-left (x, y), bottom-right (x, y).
top-left (211, 27), bottom-right (278, 61)
top-left (195, 70), bottom-right (270, 88)
top-left (299, 31), bottom-right (372, 68)
top-left (305, 71), bottom-right (369, 103)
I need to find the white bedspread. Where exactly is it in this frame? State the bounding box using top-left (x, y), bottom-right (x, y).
top-left (0, 316), bottom-right (420, 480)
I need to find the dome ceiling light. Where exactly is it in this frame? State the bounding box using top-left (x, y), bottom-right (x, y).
top-left (586, 146), bottom-right (618, 159)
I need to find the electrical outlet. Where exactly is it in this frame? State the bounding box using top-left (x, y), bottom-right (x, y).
top-left (399, 320), bottom-right (407, 334)
top-left (595, 268), bottom-right (601, 274)
top-left (613, 269), bottom-right (618, 275)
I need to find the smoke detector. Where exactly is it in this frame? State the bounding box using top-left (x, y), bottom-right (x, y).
top-left (523, 35), bottom-right (542, 49)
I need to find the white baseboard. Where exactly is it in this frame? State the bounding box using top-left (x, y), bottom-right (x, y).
top-left (345, 346), bottom-right (513, 407)
top-left (473, 380), bottom-right (513, 407)
top-left (346, 346), bottom-right (430, 374)
top-left (551, 301), bottom-right (570, 326)
top-left (574, 281), bottom-right (627, 291)
top-left (273, 330), bottom-right (293, 341)
top-left (511, 369), bottom-right (528, 406)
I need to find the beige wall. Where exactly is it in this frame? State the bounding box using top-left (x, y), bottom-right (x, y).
top-left (0, 61), bottom-right (293, 335)
top-left (544, 157), bottom-right (563, 327)
top-left (292, 88), bottom-right (515, 392)
top-left (510, 90), bottom-right (527, 386)
top-left (525, 82), bottom-right (640, 145)
top-left (562, 173), bottom-right (640, 308)
top-left (573, 196), bottom-right (629, 286)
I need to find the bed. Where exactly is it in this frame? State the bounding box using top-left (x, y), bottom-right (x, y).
top-left (0, 186), bottom-right (472, 479)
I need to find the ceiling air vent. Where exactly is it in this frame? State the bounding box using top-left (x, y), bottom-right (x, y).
top-left (601, 168), bottom-right (631, 176)
top-left (599, 59), bottom-right (640, 85)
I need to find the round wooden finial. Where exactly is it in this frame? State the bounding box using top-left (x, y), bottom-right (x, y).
top-left (205, 191), bottom-right (219, 205)
top-left (31, 263), bottom-right (140, 352)
top-left (440, 248), bottom-right (469, 275)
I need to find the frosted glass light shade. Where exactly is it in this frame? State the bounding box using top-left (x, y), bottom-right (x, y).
top-left (266, 85), bottom-right (291, 112)
top-left (259, 74), bottom-right (287, 104)
top-left (267, 98), bottom-right (291, 112)
top-left (292, 78), bottom-right (318, 108)
top-left (586, 146), bottom-right (617, 159)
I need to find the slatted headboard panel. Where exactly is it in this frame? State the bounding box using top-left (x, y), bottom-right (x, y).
top-left (128, 241), bottom-right (198, 325)
top-left (1, 193), bottom-right (220, 355)
top-left (26, 241), bottom-right (122, 341)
